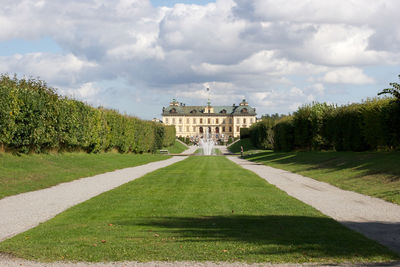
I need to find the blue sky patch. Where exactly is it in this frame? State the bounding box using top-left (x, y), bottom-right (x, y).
top-left (0, 37), bottom-right (62, 56)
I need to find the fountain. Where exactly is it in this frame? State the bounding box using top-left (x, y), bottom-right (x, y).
top-left (199, 131), bottom-right (215, 155)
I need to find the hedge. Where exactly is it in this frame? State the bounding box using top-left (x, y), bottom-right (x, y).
top-left (272, 98), bottom-right (400, 152)
top-left (0, 74), bottom-right (175, 153)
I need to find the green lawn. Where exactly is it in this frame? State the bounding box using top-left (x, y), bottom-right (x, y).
top-left (0, 156), bottom-right (397, 263)
top-left (161, 141), bottom-right (187, 154)
top-left (0, 152), bottom-right (170, 199)
top-left (245, 151), bottom-right (400, 205)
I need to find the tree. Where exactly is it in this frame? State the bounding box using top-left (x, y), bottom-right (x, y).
top-left (378, 74), bottom-right (400, 101)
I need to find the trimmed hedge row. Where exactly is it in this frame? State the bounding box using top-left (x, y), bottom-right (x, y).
top-left (0, 75), bottom-right (175, 153)
top-left (245, 98), bottom-right (399, 152)
top-left (272, 98), bottom-right (400, 151)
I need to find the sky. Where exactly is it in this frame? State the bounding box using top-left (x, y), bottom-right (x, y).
top-left (1, 0), bottom-right (400, 120)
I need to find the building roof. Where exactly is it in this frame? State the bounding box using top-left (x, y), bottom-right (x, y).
top-left (162, 100), bottom-right (256, 116)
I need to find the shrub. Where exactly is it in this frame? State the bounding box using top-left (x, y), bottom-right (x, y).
top-left (0, 74), bottom-right (174, 154)
top-left (292, 103), bottom-right (333, 150)
top-left (249, 119), bottom-right (274, 150)
top-left (273, 117), bottom-right (294, 151)
top-left (240, 128), bottom-right (250, 139)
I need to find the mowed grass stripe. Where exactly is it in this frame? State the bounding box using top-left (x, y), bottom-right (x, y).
top-left (0, 156), bottom-right (397, 263)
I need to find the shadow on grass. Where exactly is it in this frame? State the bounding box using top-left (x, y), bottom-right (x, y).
top-left (114, 215), bottom-right (399, 259)
top-left (244, 151), bottom-right (400, 180)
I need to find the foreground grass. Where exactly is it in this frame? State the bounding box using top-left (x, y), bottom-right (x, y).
top-left (0, 157), bottom-right (397, 263)
top-left (245, 151), bottom-right (400, 205)
top-left (0, 152), bottom-right (170, 199)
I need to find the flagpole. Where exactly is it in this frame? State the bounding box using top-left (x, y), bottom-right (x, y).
top-left (207, 87), bottom-right (210, 106)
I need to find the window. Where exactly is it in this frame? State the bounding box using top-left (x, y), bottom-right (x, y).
top-left (193, 118), bottom-right (196, 124)
top-left (236, 118), bottom-right (240, 124)
top-left (220, 109), bottom-right (227, 114)
top-left (229, 126), bottom-right (232, 132)
top-left (179, 126), bottom-right (182, 132)
top-left (229, 118), bottom-right (232, 124)
top-left (243, 118), bottom-right (246, 124)
top-left (208, 118), bottom-right (211, 124)
top-left (223, 119), bottom-right (226, 124)
top-left (172, 118), bottom-right (176, 124)
top-left (200, 118), bottom-right (203, 124)
top-left (179, 118), bottom-right (182, 124)
top-left (250, 118), bottom-right (253, 123)
top-left (186, 126), bottom-right (189, 132)
top-left (170, 108), bottom-right (176, 113)
top-left (222, 126), bottom-right (225, 132)
top-left (241, 108), bottom-right (248, 114)
top-left (165, 118), bottom-right (169, 123)
top-left (186, 118), bottom-right (190, 124)
top-left (236, 126), bottom-right (240, 132)
top-left (216, 118), bottom-right (219, 124)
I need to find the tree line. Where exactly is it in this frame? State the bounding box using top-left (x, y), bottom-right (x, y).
top-left (244, 76), bottom-right (400, 152)
top-left (0, 75), bottom-right (175, 154)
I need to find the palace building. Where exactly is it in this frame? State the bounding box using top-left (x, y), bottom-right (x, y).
top-left (162, 99), bottom-right (257, 140)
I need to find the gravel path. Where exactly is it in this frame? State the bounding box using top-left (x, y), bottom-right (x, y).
top-left (1, 147), bottom-right (399, 266)
top-left (227, 156), bottom-right (400, 255)
top-left (0, 156), bottom-right (187, 242)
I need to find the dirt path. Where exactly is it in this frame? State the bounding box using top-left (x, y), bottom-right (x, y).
top-left (227, 156), bottom-right (400, 255)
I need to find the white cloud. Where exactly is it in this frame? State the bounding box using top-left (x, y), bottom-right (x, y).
top-left (321, 67), bottom-right (374, 84)
top-left (0, 53), bottom-right (97, 86)
top-left (0, 0), bottom-right (399, 118)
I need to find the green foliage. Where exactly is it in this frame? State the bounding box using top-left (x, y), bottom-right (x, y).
top-left (328, 103), bottom-right (368, 151)
top-left (378, 74), bottom-right (400, 100)
top-left (0, 75), bottom-right (175, 154)
top-left (226, 136), bottom-right (233, 145)
top-left (273, 117), bottom-right (295, 151)
top-left (163, 125), bottom-right (176, 147)
top-left (177, 136), bottom-right (191, 145)
top-left (228, 138), bottom-right (256, 153)
top-left (239, 127), bottom-right (250, 139)
top-left (248, 118), bottom-right (275, 150)
top-left (292, 103), bottom-right (333, 150)
top-left (273, 99), bottom-right (400, 152)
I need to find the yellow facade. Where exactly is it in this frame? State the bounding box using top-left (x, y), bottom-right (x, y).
top-left (162, 99), bottom-right (257, 140)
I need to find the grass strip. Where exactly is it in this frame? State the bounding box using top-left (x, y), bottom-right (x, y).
top-left (160, 141), bottom-right (187, 154)
top-left (0, 156), bottom-right (397, 263)
top-left (245, 151), bottom-right (400, 205)
top-left (0, 152), bottom-right (170, 199)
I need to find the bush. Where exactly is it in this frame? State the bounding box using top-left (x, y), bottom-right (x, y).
top-left (240, 128), bottom-right (250, 139)
top-left (292, 103), bottom-right (333, 150)
top-left (272, 98), bottom-right (399, 152)
top-left (0, 75), bottom-right (175, 154)
top-left (273, 117), bottom-right (295, 151)
top-left (248, 119), bottom-right (274, 150)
